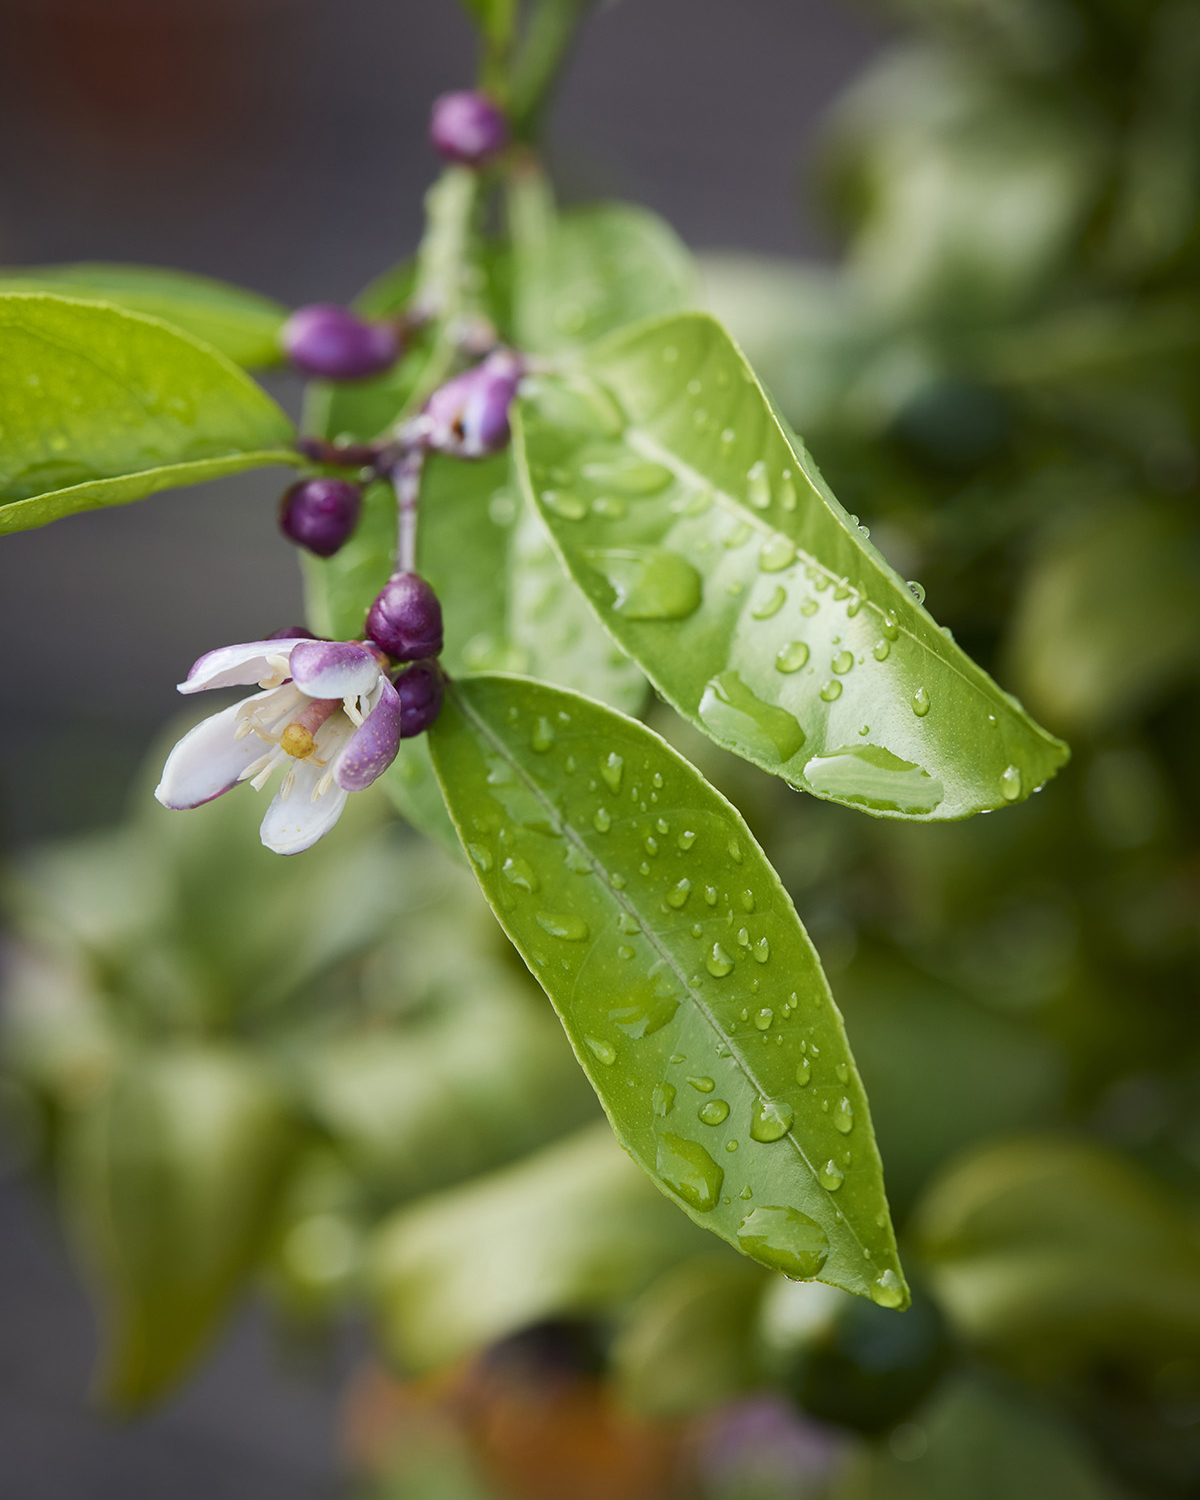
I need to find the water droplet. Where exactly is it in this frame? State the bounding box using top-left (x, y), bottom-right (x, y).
top-left (800, 597), bottom-right (819, 617)
top-left (591, 494), bottom-right (627, 519)
top-left (502, 856), bottom-right (540, 892)
top-left (907, 580), bottom-right (925, 604)
top-left (593, 808), bottom-right (612, 833)
top-left (779, 471), bottom-right (797, 510)
top-left (750, 1098), bottom-right (794, 1142)
top-left (753, 1007), bottom-right (774, 1031)
top-left (652, 1082), bottom-right (676, 1117)
top-left (467, 843), bottom-right (493, 872)
top-left (704, 885), bottom-right (718, 906)
top-left (584, 546), bottom-right (702, 620)
top-left (597, 752), bottom-right (624, 793)
top-left (536, 911), bottom-right (589, 941)
top-left (881, 610), bottom-right (900, 640)
top-left (531, 716), bottom-right (555, 753)
top-left (699, 671), bottom-right (806, 763)
top-left (699, 1099), bottom-right (730, 1126)
top-left (872, 639), bottom-right (890, 661)
top-left (706, 944), bottom-right (734, 978)
top-left (795, 1058), bottom-right (811, 1086)
top-left (775, 640), bottom-right (810, 674)
top-left (737, 1206), bottom-right (829, 1279)
top-left (835, 1063), bottom-right (849, 1083)
top-left (610, 968), bottom-right (681, 1036)
top-left (656, 1133), bottom-right (723, 1212)
top-left (736, 927), bottom-right (750, 948)
top-left (911, 687), bottom-right (931, 717)
top-left (542, 489), bottom-right (588, 521)
top-left (831, 649), bottom-right (854, 676)
top-left (618, 944), bottom-right (635, 959)
top-left (804, 744), bottom-right (943, 814)
top-left (753, 937), bottom-right (770, 964)
top-left (677, 829), bottom-right (697, 851)
top-left (644, 835), bottom-right (659, 856)
top-left (1000, 764), bottom-right (1023, 801)
top-left (687, 1075), bottom-right (716, 1094)
top-left (728, 840), bottom-right (744, 864)
top-left (752, 586), bottom-right (787, 620)
top-left (584, 1036), bottom-right (616, 1066)
top-left (759, 535), bottom-right (797, 572)
top-left (747, 460), bottom-right (771, 510)
top-left (819, 680), bottom-right (843, 702)
top-left (819, 1160), bottom-right (845, 1192)
top-left (666, 878), bottom-right (692, 909)
top-left (727, 1140), bottom-right (740, 1153)
top-left (870, 1269), bottom-right (906, 1308)
top-left (579, 456), bottom-right (673, 496)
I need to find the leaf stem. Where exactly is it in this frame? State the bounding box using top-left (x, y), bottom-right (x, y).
top-left (392, 444), bottom-right (427, 575)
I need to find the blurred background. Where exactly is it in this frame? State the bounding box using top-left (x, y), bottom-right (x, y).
top-left (3, 1), bottom-right (1200, 1498)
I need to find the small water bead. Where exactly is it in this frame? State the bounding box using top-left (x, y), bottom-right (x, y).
top-left (644, 835), bottom-right (659, 856)
top-left (639, 861), bottom-right (651, 876)
top-left (611, 873), bottom-right (626, 889)
top-left (779, 472), bottom-right (798, 511)
top-left (724, 521), bottom-right (752, 549)
top-left (775, 640), bottom-right (810, 673)
top-left (688, 1076), bottom-right (716, 1093)
top-left (740, 890), bottom-right (755, 913)
top-left (727, 1140), bottom-right (740, 1153)
top-left (593, 808), bottom-right (612, 833)
top-left (881, 610), bottom-right (900, 640)
top-left (585, 1036), bottom-right (616, 1066)
top-left (800, 598), bottom-right (819, 617)
top-left (542, 490), bottom-right (588, 520)
top-left (747, 460), bottom-right (771, 510)
top-left (537, 911), bottom-right (590, 941)
top-left (832, 649), bottom-right (854, 675)
top-left (795, 1057), bottom-right (812, 1086)
top-left (819, 1159), bottom-right (845, 1191)
top-left (698, 1099), bottom-right (730, 1126)
top-left (467, 843), bottom-right (494, 872)
top-left (728, 839), bottom-right (744, 864)
top-left (835, 1062), bottom-right (849, 1083)
top-left (907, 580), bottom-right (926, 604)
top-left (911, 686), bottom-right (931, 717)
top-left (704, 886), bottom-right (718, 906)
top-left (760, 535), bottom-right (797, 572)
top-left (600, 752), bottom-right (624, 792)
top-left (845, 594), bottom-right (863, 618)
top-left (872, 639), bottom-right (891, 661)
top-left (750, 1098), bottom-right (794, 1142)
top-left (870, 1269), bottom-right (906, 1309)
top-left (753, 937), bottom-right (770, 964)
top-left (832, 578), bottom-right (851, 601)
top-left (502, 856), bottom-right (540, 892)
top-left (666, 878), bottom-right (692, 909)
top-left (591, 495), bottom-right (627, 519)
top-left (834, 1097), bottom-right (855, 1134)
top-left (531, 716), bottom-right (555, 752)
top-left (820, 680), bottom-right (843, 702)
top-left (677, 829), bottom-right (697, 850)
top-left (706, 943), bottom-right (735, 977)
top-left (754, 1007), bottom-right (774, 1031)
top-left (753, 587), bottom-right (787, 620)
top-left (737, 927), bottom-right (750, 947)
top-left (1000, 764), bottom-right (1023, 801)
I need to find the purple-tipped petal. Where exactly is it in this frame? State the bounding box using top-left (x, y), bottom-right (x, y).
top-left (423, 350), bottom-right (522, 459)
top-left (155, 698), bottom-right (267, 808)
top-left (288, 640), bottom-right (382, 699)
top-left (180, 638), bottom-right (311, 694)
top-left (334, 678), bottom-right (401, 791)
top-left (259, 759), bottom-right (349, 855)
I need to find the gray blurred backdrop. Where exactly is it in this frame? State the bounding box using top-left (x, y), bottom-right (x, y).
top-left (0, 2), bottom-right (882, 1494)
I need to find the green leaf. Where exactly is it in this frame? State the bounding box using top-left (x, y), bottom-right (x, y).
top-left (0, 263), bottom-right (288, 366)
top-left (369, 1121), bottom-right (706, 1371)
top-left (913, 1135), bottom-right (1200, 1378)
top-left (0, 294), bottom-right (297, 535)
top-left (514, 312), bottom-right (1068, 819)
top-left (458, 0), bottom-right (516, 45)
top-left (61, 1046), bottom-right (297, 1410)
top-left (428, 673), bottom-right (907, 1306)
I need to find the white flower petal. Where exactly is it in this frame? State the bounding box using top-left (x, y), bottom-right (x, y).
top-left (258, 757), bottom-right (350, 855)
top-left (179, 638), bottom-right (313, 694)
top-left (155, 698), bottom-right (267, 809)
top-left (288, 640), bottom-right (383, 700)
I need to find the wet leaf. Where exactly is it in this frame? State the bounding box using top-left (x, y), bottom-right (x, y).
top-left (514, 312), bottom-right (1068, 819)
top-left (428, 673), bottom-right (907, 1305)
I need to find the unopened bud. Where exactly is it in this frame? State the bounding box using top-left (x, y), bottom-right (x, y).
top-left (279, 478), bottom-right (362, 557)
top-left (395, 662), bottom-right (444, 738)
top-left (430, 91), bottom-right (510, 166)
top-left (365, 573), bottom-right (444, 662)
top-left (282, 303), bottom-right (400, 381)
top-left (424, 350), bottom-right (522, 458)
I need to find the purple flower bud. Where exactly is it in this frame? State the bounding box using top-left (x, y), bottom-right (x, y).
top-left (395, 662), bottom-right (444, 738)
top-left (279, 478), bottom-right (363, 558)
top-left (267, 625), bottom-right (319, 641)
top-left (282, 303), bottom-right (400, 381)
top-left (365, 573), bottom-right (444, 662)
top-left (429, 91), bottom-right (510, 166)
top-left (424, 350), bottom-right (523, 458)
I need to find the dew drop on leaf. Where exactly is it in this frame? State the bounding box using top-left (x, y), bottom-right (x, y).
top-left (737, 1206), bottom-right (829, 1279)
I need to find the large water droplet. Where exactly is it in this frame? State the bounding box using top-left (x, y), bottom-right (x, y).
top-left (706, 943), bottom-right (735, 978)
top-left (599, 751), bottom-right (624, 793)
top-left (542, 489), bottom-right (588, 521)
top-left (907, 580), bottom-right (926, 604)
top-left (803, 744), bottom-right (943, 815)
top-left (753, 937), bottom-right (770, 964)
top-left (820, 680), bottom-right (843, 702)
top-left (834, 1097), bottom-right (855, 1134)
top-left (759, 535), bottom-right (797, 573)
top-left (747, 460), bottom-right (771, 510)
top-left (502, 856), bottom-right (540, 892)
top-left (870, 1268), bottom-right (906, 1308)
top-left (911, 686), bottom-right (931, 717)
top-left (752, 586), bottom-right (786, 620)
top-left (584, 1035), bottom-right (616, 1066)
top-left (1000, 764), bottom-right (1023, 801)
top-left (753, 1007), bottom-right (774, 1031)
top-left (750, 1098), bottom-right (794, 1142)
top-left (737, 1206), bottom-right (829, 1279)
top-left (652, 1082), bottom-right (676, 1116)
top-left (831, 649), bottom-right (854, 675)
top-left (775, 640), bottom-right (810, 674)
top-left (795, 1057), bottom-right (811, 1086)
top-left (531, 716), bottom-right (555, 753)
top-left (665, 878), bottom-right (692, 909)
top-left (699, 671), bottom-right (806, 763)
top-left (881, 610), bottom-right (900, 641)
top-left (593, 808), bottom-right (612, 833)
top-left (677, 829), bottom-right (697, 851)
top-left (688, 1075), bottom-right (715, 1093)
top-left (610, 967), bottom-right (681, 1037)
top-left (584, 546), bottom-right (702, 620)
top-left (819, 1159), bottom-right (845, 1191)
top-left (536, 911), bottom-right (589, 941)
top-left (467, 842), bottom-right (493, 872)
top-left (579, 455), bottom-right (673, 496)
top-left (656, 1133), bottom-right (723, 1212)
top-left (698, 1099), bottom-right (730, 1126)
top-left (872, 639), bottom-right (890, 661)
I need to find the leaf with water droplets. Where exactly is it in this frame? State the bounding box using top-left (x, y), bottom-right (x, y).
top-left (0, 293), bottom-right (298, 535)
top-left (428, 673), bottom-right (907, 1304)
top-left (513, 312), bottom-right (1069, 819)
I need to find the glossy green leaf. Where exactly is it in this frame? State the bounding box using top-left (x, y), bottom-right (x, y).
top-left (0, 294), bottom-right (297, 535)
top-left (428, 673), bottom-right (907, 1305)
top-left (61, 1046), bottom-right (297, 1410)
top-left (914, 1136), bottom-right (1200, 1377)
top-left (514, 312), bottom-right (1068, 819)
top-left (0, 263), bottom-right (288, 366)
top-left (369, 1121), bottom-right (706, 1371)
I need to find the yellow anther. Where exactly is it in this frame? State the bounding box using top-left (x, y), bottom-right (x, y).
top-left (280, 723), bottom-right (315, 760)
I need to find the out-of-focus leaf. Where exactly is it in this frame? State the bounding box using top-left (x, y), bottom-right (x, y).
top-left (612, 1255), bottom-right (767, 1418)
top-left (62, 1046), bottom-right (297, 1410)
top-left (834, 1373), bottom-right (1118, 1500)
top-left (0, 263), bottom-right (288, 366)
top-left (1007, 500), bottom-right (1200, 735)
top-left (429, 674), bottom-right (907, 1305)
top-left (515, 312), bottom-right (1067, 818)
top-left (914, 1136), bottom-right (1200, 1377)
top-left (0, 294), bottom-right (297, 534)
top-left (369, 1122), bottom-right (707, 1371)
